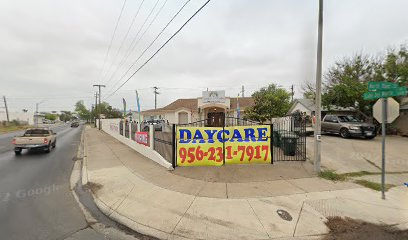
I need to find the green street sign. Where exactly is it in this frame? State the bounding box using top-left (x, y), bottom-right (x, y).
top-left (363, 87), bottom-right (407, 100)
top-left (368, 81), bottom-right (399, 91)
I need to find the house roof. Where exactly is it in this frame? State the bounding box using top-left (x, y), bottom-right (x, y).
top-left (288, 98), bottom-right (355, 114)
top-left (287, 99), bottom-right (315, 114)
top-left (142, 99), bottom-right (197, 114)
top-left (141, 97), bottom-right (254, 114)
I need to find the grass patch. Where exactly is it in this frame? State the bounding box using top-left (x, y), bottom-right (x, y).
top-left (0, 125), bottom-right (30, 134)
top-left (342, 171), bottom-right (380, 178)
top-left (319, 170), bottom-right (347, 181)
top-left (319, 170), bottom-right (382, 181)
top-left (354, 179), bottom-right (395, 191)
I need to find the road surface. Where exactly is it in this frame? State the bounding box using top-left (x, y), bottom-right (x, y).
top-left (0, 124), bottom-right (108, 240)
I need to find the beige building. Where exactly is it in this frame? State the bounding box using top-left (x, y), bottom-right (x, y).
top-left (142, 91), bottom-right (254, 126)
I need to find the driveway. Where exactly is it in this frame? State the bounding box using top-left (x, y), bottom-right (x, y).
top-left (306, 134), bottom-right (408, 173)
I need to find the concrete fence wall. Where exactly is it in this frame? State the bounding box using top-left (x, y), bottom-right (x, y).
top-left (96, 118), bottom-right (173, 170)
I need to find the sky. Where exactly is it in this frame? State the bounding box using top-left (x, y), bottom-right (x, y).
top-left (0, 0), bottom-right (407, 113)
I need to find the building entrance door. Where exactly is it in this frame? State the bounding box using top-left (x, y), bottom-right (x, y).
top-left (207, 112), bottom-right (225, 127)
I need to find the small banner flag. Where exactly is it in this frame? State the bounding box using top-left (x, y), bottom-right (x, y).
top-left (122, 98), bottom-right (126, 118)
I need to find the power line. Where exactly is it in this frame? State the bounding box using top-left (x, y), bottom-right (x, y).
top-left (7, 96), bottom-right (94, 100)
top-left (96, 0), bottom-right (127, 83)
top-left (102, 0), bottom-right (147, 84)
top-left (105, 0), bottom-right (170, 87)
top-left (106, 0), bottom-right (191, 95)
top-left (105, 0), bottom-right (203, 99)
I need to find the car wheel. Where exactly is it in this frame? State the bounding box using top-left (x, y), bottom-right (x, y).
top-left (14, 148), bottom-right (22, 155)
top-left (340, 128), bottom-right (350, 138)
top-left (53, 141), bottom-right (56, 148)
top-left (45, 143), bottom-right (51, 153)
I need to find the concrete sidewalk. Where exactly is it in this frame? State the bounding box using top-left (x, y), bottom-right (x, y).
top-left (83, 127), bottom-right (408, 240)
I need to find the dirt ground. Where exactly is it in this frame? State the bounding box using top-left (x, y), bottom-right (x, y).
top-left (323, 217), bottom-right (408, 240)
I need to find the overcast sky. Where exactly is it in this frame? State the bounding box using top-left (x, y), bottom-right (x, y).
top-left (0, 0), bottom-right (407, 113)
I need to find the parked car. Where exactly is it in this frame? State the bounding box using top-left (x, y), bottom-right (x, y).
top-left (141, 119), bottom-right (166, 132)
top-left (321, 114), bottom-right (376, 139)
top-left (71, 122), bottom-right (79, 127)
top-left (12, 128), bottom-right (57, 154)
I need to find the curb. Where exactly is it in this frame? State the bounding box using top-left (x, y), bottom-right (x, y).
top-left (69, 127), bottom-right (98, 224)
top-left (70, 126), bottom-right (161, 240)
top-left (93, 196), bottom-right (170, 240)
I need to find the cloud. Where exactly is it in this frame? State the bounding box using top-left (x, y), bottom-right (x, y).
top-left (0, 0), bottom-right (407, 113)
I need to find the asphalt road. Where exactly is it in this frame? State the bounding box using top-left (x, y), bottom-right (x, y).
top-left (0, 124), bottom-right (108, 240)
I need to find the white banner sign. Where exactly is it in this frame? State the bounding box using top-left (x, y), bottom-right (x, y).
top-left (202, 90), bottom-right (226, 103)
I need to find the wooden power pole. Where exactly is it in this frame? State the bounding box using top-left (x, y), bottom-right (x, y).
top-left (93, 84), bottom-right (105, 130)
top-left (3, 96), bottom-right (9, 122)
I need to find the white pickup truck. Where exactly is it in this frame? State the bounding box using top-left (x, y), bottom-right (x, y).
top-left (12, 128), bottom-right (57, 154)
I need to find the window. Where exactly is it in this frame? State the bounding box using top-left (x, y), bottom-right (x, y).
top-left (324, 116), bottom-right (333, 122)
top-left (24, 129), bottom-right (49, 136)
top-left (338, 115), bottom-right (360, 123)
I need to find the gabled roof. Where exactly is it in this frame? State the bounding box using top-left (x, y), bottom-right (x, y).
top-left (142, 99), bottom-right (197, 114)
top-left (141, 97), bottom-right (254, 114)
top-left (288, 98), bottom-right (356, 114)
top-left (287, 99), bottom-right (315, 114)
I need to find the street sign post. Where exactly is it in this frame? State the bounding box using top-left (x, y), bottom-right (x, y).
top-left (363, 87), bottom-right (407, 100)
top-left (368, 81), bottom-right (399, 91)
top-left (363, 82), bottom-right (407, 200)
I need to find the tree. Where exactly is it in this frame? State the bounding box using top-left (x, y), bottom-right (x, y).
top-left (92, 102), bottom-right (123, 119)
top-left (59, 111), bottom-right (73, 122)
top-left (322, 54), bottom-right (378, 116)
top-left (382, 46), bottom-right (408, 86)
top-left (301, 81), bottom-right (316, 101)
top-left (44, 113), bottom-right (57, 121)
top-left (245, 84), bottom-right (291, 122)
top-left (75, 101), bottom-right (91, 121)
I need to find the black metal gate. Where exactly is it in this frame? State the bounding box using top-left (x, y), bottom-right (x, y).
top-left (272, 114), bottom-right (306, 161)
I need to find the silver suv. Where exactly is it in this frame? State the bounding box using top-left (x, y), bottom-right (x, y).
top-left (141, 119), bottom-right (166, 132)
top-left (321, 114), bottom-right (376, 139)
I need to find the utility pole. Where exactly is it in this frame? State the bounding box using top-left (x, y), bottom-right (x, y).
top-left (291, 85), bottom-right (294, 102)
top-left (314, 0), bottom-right (323, 173)
top-left (153, 86), bottom-right (159, 109)
top-left (35, 101), bottom-right (45, 126)
top-left (93, 84), bottom-right (105, 130)
top-left (241, 85), bottom-right (245, 97)
top-left (94, 93), bottom-right (98, 127)
top-left (3, 96), bottom-right (9, 122)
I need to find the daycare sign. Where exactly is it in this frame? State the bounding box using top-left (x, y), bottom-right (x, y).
top-left (176, 125), bottom-right (272, 166)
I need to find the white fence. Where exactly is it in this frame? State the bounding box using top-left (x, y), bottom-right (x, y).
top-left (96, 118), bottom-right (173, 170)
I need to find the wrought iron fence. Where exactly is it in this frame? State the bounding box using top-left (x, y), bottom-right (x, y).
top-left (154, 131), bottom-right (172, 163)
top-left (119, 120), bottom-right (124, 136)
top-left (271, 115), bottom-right (306, 161)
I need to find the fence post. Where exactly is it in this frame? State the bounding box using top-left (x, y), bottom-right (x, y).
top-left (222, 115), bottom-right (226, 165)
top-left (270, 124), bottom-right (273, 164)
top-left (129, 122), bottom-right (132, 139)
top-left (149, 125), bottom-right (154, 149)
top-left (172, 124), bottom-right (176, 168)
